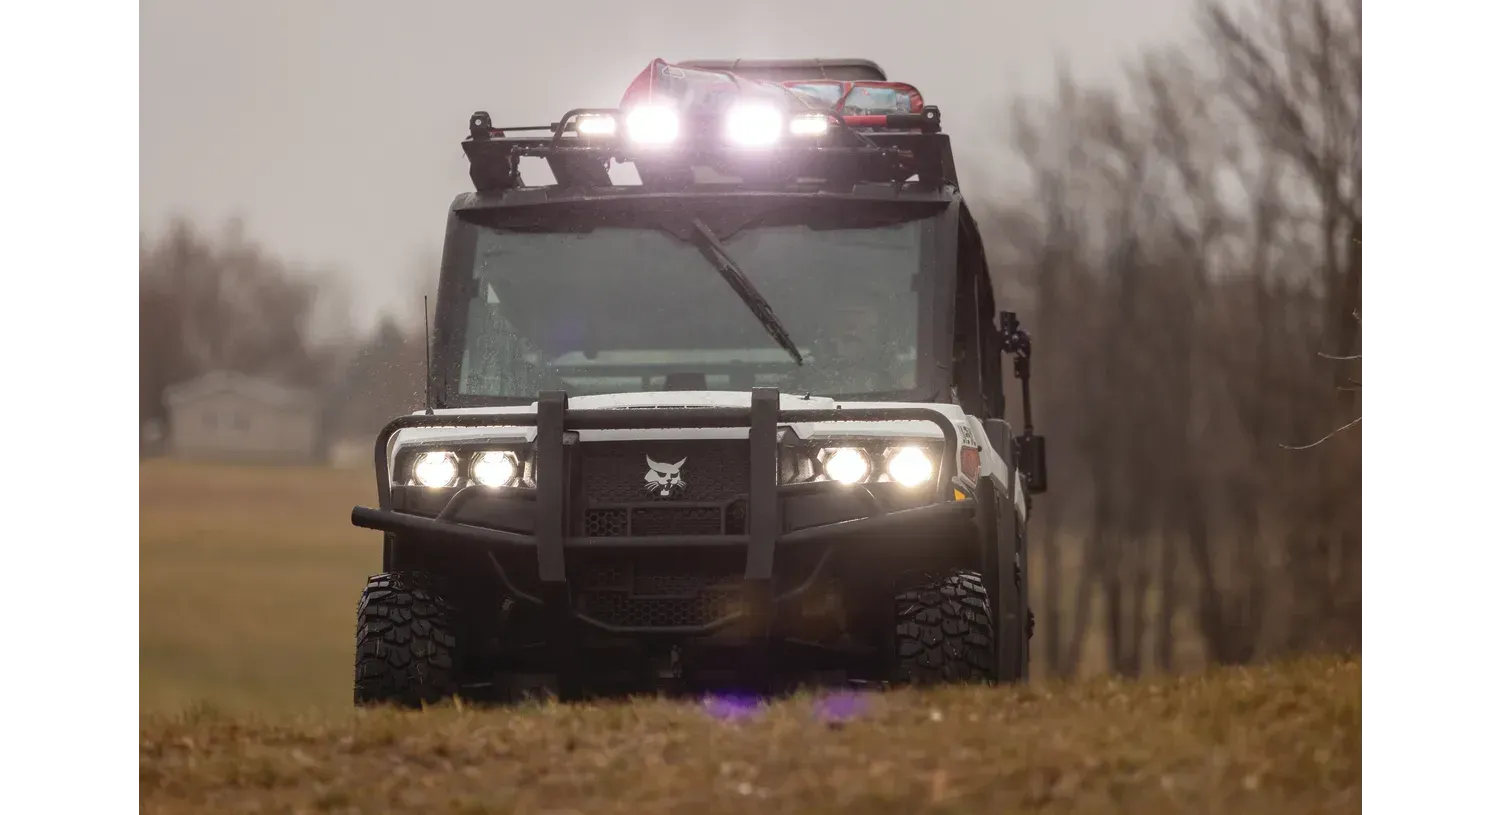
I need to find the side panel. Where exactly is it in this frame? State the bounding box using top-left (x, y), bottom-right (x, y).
top-left (981, 417), bottom-right (1025, 680)
top-left (966, 413), bottom-right (1026, 520)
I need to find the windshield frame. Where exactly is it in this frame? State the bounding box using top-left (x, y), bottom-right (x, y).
top-left (430, 193), bottom-right (959, 408)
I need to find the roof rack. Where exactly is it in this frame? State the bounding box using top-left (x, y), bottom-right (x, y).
top-left (461, 59), bottom-right (956, 194)
top-left (461, 106), bottom-right (954, 194)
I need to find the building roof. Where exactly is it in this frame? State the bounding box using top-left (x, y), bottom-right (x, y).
top-left (162, 370), bottom-right (318, 411)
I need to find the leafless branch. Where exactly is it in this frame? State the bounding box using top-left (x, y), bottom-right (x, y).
top-left (1280, 415), bottom-right (1361, 450)
top-left (1318, 351), bottom-right (1361, 361)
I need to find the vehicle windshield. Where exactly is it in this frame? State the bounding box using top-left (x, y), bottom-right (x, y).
top-left (445, 203), bottom-right (938, 402)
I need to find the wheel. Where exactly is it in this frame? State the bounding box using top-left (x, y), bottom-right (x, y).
top-left (354, 571), bottom-right (460, 707)
top-left (893, 570), bottom-right (997, 685)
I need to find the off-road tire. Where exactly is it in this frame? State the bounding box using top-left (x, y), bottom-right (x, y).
top-left (893, 570), bottom-right (997, 684)
top-left (354, 571), bottom-right (459, 707)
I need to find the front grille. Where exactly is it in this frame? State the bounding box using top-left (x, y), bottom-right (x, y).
top-left (585, 508), bottom-right (629, 537)
top-left (568, 441), bottom-right (754, 627)
top-left (580, 593), bottom-right (745, 628)
top-left (634, 506), bottom-right (722, 535)
top-left (579, 440), bottom-right (751, 503)
top-left (577, 439), bottom-right (751, 539)
top-left (574, 553), bottom-right (745, 628)
top-left (582, 502), bottom-right (746, 537)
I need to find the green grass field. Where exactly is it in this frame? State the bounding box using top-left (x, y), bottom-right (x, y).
top-left (139, 460), bottom-right (1360, 813)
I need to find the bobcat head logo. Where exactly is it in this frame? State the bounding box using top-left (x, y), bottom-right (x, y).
top-left (644, 456), bottom-right (688, 498)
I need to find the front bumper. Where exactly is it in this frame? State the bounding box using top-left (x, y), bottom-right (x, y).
top-left (349, 388), bottom-right (969, 650)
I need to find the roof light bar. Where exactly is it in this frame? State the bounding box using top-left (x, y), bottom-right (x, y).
top-left (625, 105), bottom-right (680, 146)
top-left (724, 103), bottom-right (785, 147)
top-left (574, 113), bottom-right (618, 136)
top-left (789, 113), bottom-right (831, 137)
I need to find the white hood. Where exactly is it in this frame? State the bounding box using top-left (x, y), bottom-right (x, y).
top-left (392, 391), bottom-right (968, 444)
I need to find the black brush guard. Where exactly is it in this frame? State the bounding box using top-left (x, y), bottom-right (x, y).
top-left (350, 388), bottom-right (975, 690)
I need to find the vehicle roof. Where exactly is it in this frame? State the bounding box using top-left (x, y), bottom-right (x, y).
top-left (675, 58), bottom-right (886, 82)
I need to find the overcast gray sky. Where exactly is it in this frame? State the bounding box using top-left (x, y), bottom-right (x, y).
top-left (140, 0), bottom-right (1203, 332)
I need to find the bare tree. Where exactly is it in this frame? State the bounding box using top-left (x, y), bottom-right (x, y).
top-left (139, 218), bottom-right (348, 431)
top-left (330, 315), bottom-right (427, 439)
top-left (982, 0), bottom-right (1361, 675)
top-left (1202, 0), bottom-right (1362, 653)
top-left (321, 251), bottom-right (439, 440)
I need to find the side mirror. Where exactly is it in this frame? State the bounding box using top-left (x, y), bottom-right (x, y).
top-left (1013, 434), bottom-right (1048, 494)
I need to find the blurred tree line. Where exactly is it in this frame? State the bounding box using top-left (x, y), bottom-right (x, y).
top-left (138, 0), bottom-right (1359, 673)
top-left (978, 0), bottom-right (1360, 673)
top-left (138, 218), bottom-right (433, 451)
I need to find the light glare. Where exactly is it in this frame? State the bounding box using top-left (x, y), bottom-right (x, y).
top-left (823, 447), bottom-right (872, 484)
top-left (888, 447), bottom-right (934, 487)
top-left (472, 451), bottom-right (519, 487)
top-left (725, 104), bottom-right (784, 147)
top-left (412, 452), bottom-right (458, 488)
top-left (576, 114), bottom-right (617, 136)
top-left (625, 105), bottom-right (679, 145)
top-left (789, 114), bottom-right (830, 136)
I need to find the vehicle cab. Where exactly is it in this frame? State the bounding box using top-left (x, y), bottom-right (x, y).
top-left (349, 58), bottom-right (1047, 704)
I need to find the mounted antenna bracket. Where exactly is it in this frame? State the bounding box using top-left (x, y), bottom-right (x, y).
top-left (999, 311), bottom-right (1046, 496)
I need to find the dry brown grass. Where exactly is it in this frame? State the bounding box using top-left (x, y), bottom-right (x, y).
top-left (141, 656), bottom-right (1359, 814)
top-left (141, 460), bottom-right (1359, 813)
top-left (140, 458), bottom-right (382, 713)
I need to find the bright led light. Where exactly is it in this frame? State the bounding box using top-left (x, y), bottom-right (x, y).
top-left (575, 114), bottom-right (617, 136)
top-left (725, 103), bottom-right (784, 147)
top-left (823, 447), bottom-right (872, 484)
top-left (625, 105), bottom-right (679, 145)
top-left (411, 452), bottom-right (458, 488)
top-left (887, 447), bottom-right (934, 487)
top-left (789, 114), bottom-right (830, 136)
top-left (472, 451), bottom-right (519, 487)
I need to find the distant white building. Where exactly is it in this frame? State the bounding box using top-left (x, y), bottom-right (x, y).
top-left (162, 371), bottom-right (322, 463)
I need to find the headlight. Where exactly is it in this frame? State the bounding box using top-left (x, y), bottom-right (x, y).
top-left (411, 451), bottom-right (459, 488)
top-left (725, 103), bottom-right (784, 147)
top-left (821, 447), bottom-right (872, 484)
top-left (471, 451), bottom-right (519, 487)
top-left (886, 446), bottom-right (934, 487)
top-left (625, 105), bottom-right (679, 145)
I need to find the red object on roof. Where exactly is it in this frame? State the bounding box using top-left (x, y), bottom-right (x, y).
top-left (617, 59), bottom-right (933, 133)
top-left (620, 58), bottom-right (813, 114)
top-left (781, 79), bottom-right (925, 117)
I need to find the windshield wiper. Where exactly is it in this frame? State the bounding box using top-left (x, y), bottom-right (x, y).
top-left (687, 218), bottom-right (805, 366)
